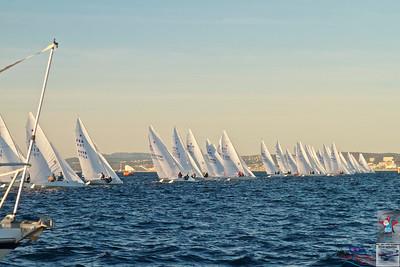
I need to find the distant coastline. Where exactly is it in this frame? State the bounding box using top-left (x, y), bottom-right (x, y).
top-left (66, 152), bottom-right (400, 172)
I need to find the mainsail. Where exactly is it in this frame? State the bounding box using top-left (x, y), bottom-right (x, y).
top-left (304, 145), bottom-right (325, 175)
top-left (338, 152), bottom-right (352, 174)
top-left (275, 141), bottom-right (289, 173)
top-left (261, 141), bottom-right (278, 175)
top-left (0, 115), bottom-right (24, 182)
top-left (309, 145), bottom-right (326, 175)
top-left (27, 113), bottom-right (83, 186)
top-left (75, 118), bottom-right (122, 184)
top-left (359, 153), bottom-right (373, 173)
top-left (205, 139), bottom-right (224, 177)
top-left (172, 127), bottom-right (202, 177)
top-left (295, 142), bottom-right (314, 175)
top-left (322, 144), bottom-right (333, 174)
top-left (186, 129), bottom-right (209, 176)
top-left (285, 149), bottom-right (298, 175)
top-left (349, 153), bottom-right (363, 173)
top-left (220, 131), bottom-right (244, 177)
top-left (149, 126), bottom-right (183, 179)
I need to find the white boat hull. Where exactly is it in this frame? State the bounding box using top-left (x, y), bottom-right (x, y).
top-left (85, 178), bottom-right (122, 185)
top-left (159, 177), bottom-right (196, 183)
top-left (29, 181), bottom-right (84, 189)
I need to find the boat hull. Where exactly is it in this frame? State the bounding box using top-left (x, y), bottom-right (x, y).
top-left (29, 181), bottom-right (85, 189)
top-left (85, 178), bottom-right (123, 185)
top-left (0, 216), bottom-right (53, 260)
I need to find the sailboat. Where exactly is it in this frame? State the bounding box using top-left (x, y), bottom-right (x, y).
top-left (172, 127), bottom-right (202, 178)
top-left (308, 145), bottom-right (327, 175)
top-left (205, 139), bottom-right (224, 177)
top-left (261, 141), bottom-right (279, 176)
top-left (285, 149), bottom-right (298, 175)
top-left (186, 129), bottom-right (209, 177)
top-left (359, 153), bottom-right (374, 173)
top-left (75, 118), bottom-right (123, 185)
top-left (349, 153), bottom-right (363, 173)
top-left (295, 142), bottom-right (314, 176)
top-left (275, 141), bottom-right (289, 175)
top-left (322, 144), bottom-right (334, 175)
top-left (0, 115), bottom-right (24, 183)
top-left (330, 143), bottom-right (349, 175)
top-left (149, 126), bottom-right (194, 182)
top-left (339, 151), bottom-right (353, 174)
top-left (26, 113), bottom-right (84, 188)
top-left (220, 131), bottom-right (255, 178)
top-left (305, 145), bottom-right (326, 175)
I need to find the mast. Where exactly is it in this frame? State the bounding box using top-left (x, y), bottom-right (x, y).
top-left (11, 40), bottom-right (58, 218)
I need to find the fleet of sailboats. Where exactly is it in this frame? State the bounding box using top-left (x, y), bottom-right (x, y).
top-left (260, 141), bottom-right (374, 176)
top-left (149, 127), bottom-right (257, 182)
top-left (146, 125), bottom-right (377, 181)
top-left (0, 116), bottom-right (379, 184)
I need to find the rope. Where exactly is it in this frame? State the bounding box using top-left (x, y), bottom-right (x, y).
top-left (0, 42), bottom-right (57, 74)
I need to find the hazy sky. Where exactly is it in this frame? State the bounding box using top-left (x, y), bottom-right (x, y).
top-left (1, 1), bottom-right (400, 157)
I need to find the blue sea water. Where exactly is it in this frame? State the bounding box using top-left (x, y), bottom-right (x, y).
top-left (1, 172), bottom-right (398, 266)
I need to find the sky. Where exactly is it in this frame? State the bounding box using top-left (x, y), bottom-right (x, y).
top-left (1, 0), bottom-right (400, 157)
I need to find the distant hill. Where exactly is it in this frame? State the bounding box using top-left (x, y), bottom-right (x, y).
top-left (66, 152), bottom-right (152, 172)
top-left (67, 151), bottom-right (400, 172)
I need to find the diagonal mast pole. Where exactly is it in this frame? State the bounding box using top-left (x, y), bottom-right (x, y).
top-left (11, 39), bottom-right (58, 219)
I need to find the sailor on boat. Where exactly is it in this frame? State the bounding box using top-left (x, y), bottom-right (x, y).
top-left (25, 174), bottom-right (31, 183)
top-left (57, 171), bottom-right (64, 181)
top-left (99, 172), bottom-right (112, 183)
top-left (48, 173), bottom-right (56, 182)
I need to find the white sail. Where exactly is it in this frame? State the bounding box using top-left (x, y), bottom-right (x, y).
top-left (295, 142), bottom-right (314, 175)
top-left (172, 127), bottom-right (202, 177)
top-left (205, 139), bottom-right (224, 177)
top-left (261, 141), bottom-right (278, 175)
top-left (275, 141), bottom-right (289, 173)
top-left (339, 151), bottom-right (352, 174)
top-left (322, 144), bottom-right (333, 174)
top-left (285, 149), bottom-right (298, 175)
top-left (347, 152), bottom-right (360, 174)
top-left (0, 115), bottom-right (24, 182)
top-left (217, 137), bottom-right (222, 155)
top-left (330, 143), bottom-right (341, 174)
top-left (75, 118), bottom-right (122, 184)
top-left (26, 113), bottom-right (83, 186)
top-left (359, 153), bottom-right (373, 173)
top-left (351, 153), bottom-right (364, 173)
top-left (231, 134), bottom-right (255, 177)
top-left (239, 156), bottom-right (256, 177)
top-left (330, 143), bottom-right (350, 175)
top-left (186, 129), bottom-right (209, 176)
top-left (316, 149), bottom-right (325, 170)
top-left (220, 131), bottom-right (245, 177)
top-left (27, 137), bottom-right (52, 186)
top-left (309, 146), bottom-right (326, 175)
top-left (148, 126), bottom-right (183, 179)
top-left (304, 145), bottom-right (325, 175)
